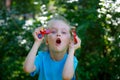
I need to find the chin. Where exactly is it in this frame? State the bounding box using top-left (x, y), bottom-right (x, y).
top-left (54, 48), bottom-right (67, 53)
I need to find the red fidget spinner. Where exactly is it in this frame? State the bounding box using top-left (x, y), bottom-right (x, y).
top-left (71, 27), bottom-right (77, 44)
top-left (36, 28), bottom-right (51, 39)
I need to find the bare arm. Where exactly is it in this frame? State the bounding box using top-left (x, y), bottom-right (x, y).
top-left (62, 49), bottom-right (74, 80)
top-left (62, 36), bottom-right (81, 80)
top-left (23, 27), bottom-right (43, 73)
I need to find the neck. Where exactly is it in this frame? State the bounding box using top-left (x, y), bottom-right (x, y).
top-left (49, 50), bottom-right (67, 61)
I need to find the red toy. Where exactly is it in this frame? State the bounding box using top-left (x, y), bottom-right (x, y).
top-left (71, 27), bottom-right (77, 44)
top-left (36, 27), bottom-right (51, 39)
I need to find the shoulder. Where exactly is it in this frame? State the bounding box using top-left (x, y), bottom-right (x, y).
top-left (73, 56), bottom-right (78, 64)
top-left (66, 54), bottom-right (78, 63)
top-left (37, 51), bottom-right (49, 58)
top-left (74, 56), bottom-right (78, 61)
top-left (73, 56), bottom-right (78, 70)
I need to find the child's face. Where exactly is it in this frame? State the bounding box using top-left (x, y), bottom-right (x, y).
top-left (47, 20), bottom-right (71, 53)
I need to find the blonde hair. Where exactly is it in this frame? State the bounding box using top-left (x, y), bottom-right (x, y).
top-left (47, 15), bottom-right (72, 28)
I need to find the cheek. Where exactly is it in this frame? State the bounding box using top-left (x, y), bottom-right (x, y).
top-left (63, 35), bottom-right (71, 44)
top-left (47, 35), bottom-right (55, 43)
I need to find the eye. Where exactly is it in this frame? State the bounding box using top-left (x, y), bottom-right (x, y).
top-left (62, 31), bottom-right (67, 34)
top-left (51, 30), bottom-right (56, 34)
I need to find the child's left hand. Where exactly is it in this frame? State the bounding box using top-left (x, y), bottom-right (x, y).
top-left (69, 36), bottom-right (81, 54)
top-left (74, 36), bottom-right (81, 50)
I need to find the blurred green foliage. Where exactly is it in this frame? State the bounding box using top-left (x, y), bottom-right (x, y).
top-left (0, 0), bottom-right (120, 80)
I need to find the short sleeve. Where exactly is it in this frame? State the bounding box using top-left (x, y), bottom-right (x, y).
top-left (72, 56), bottom-right (78, 80)
top-left (74, 56), bottom-right (78, 71)
top-left (30, 51), bottom-right (43, 76)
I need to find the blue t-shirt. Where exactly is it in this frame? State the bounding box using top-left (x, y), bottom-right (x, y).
top-left (31, 51), bottom-right (78, 80)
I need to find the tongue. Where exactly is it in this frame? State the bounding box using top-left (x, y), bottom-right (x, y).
top-left (56, 39), bottom-right (61, 44)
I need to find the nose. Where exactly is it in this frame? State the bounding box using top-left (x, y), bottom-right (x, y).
top-left (57, 34), bottom-right (61, 37)
top-left (56, 32), bottom-right (61, 37)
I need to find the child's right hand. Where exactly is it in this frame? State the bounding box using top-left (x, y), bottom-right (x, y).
top-left (32, 27), bottom-right (44, 43)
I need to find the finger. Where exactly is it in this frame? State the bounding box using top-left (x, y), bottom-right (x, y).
top-left (76, 36), bottom-right (81, 45)
top-left (32, 31), bottom-right (38, 39)
top-left (35, 27), bottom-right (43, 32)
top-left (76, 36), bottom-right (81, 43)
top-left (33, 27), bottom-right (44, 39)
top-left (74, 36), bottom-right (81, 50)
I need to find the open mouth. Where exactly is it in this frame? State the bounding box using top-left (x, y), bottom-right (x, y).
top-left (56, 38), bottom-right (61, 44)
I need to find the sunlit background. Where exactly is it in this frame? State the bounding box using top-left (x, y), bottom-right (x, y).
top-left (0, 0), bottom-right (120, 80)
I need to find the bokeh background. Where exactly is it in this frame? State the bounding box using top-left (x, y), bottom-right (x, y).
top-left (0, 0), bottom-right (120, 80)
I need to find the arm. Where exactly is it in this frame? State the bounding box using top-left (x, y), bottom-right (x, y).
top-left (62, 48), bottom-right (74, 80)
top-left (62, 36), bottom-right (81, 80)
top-left (23, 27), bottom-right (43, 73)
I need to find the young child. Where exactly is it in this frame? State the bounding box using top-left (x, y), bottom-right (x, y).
top-left (23, 17), bottom-right (81, 80)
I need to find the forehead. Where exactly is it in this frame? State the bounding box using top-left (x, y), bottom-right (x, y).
top-left (48, 20), bottom-right (70, 30)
